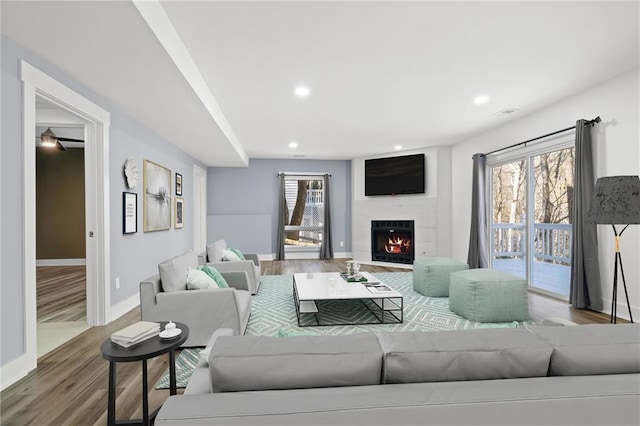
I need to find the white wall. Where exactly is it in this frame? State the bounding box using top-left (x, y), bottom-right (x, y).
top-left (352, 146), bottom-right (452, 266)
top-left (451, 68), bottom-right (640, 320)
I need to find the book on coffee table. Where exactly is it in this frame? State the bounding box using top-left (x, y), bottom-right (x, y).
top-left (365, 284), bottom-right (393, 294)
top-left (111, 321), bottom-right (160, 348)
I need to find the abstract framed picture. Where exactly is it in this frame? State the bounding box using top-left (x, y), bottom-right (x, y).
top-left (123, 192), bottom-right (137, 234)
top-left (143, 159), bottom-right (171, 232)
top-left (175, 197), bottom-right (184, 229)
top-left (175, 173), bottom-right (183, 196)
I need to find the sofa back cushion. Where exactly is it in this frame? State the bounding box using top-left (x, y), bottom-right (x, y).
top-left (206, 240), bottom-right (226, 263)
top-left (378, 328), bottom-right (553, 384)
top-left (158, 251), bottom-right (198, 292)
top-left (529, 324), bottom-right (640, 376)
top-left (208, 333), bottom-right (383, 393)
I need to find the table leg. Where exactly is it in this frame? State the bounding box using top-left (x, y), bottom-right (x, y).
top-left (169, 349), bottom-right (177, 395)
top-left (142, 359), bottom-right (149, 426)
top-left (107, 361), bottom-right (116, 426)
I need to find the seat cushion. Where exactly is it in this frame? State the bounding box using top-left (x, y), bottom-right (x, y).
top-left (158, 251), bottom-right (198, 292)
top-left (378, 328), bottom-right (553, 384)
top-left (208, 333), bottom-right (383, 393)
top-left (529, 323), bottom-right (640, 376)
top-left (412, 257), bottom-right (468, 297)
top-left (449, 269), bottom-right (529, 322)
top-left (206, 240), bottom-right (227, 263)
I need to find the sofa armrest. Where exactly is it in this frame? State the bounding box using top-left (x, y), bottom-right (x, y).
top-left (151, 288), bottom-right (243, 336)
top-left (220, 271), bottom-right (250, 292)
top-left (197, 251), bottom-right (207, 265)
top-left (140, 275), bottom-right (162, 308)
top-left (243, 253), bottom-right (260, 267)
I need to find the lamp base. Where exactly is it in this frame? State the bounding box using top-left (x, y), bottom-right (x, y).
top-left (610, 226), bottom-right (634, 324)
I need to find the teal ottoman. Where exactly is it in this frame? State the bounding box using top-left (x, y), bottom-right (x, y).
top-left (449, 269), bottom-right (529, 322)
top-left (412, 257), bottom-right (469, 297)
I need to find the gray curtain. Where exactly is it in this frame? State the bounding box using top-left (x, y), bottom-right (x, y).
top-left (467, 153), bottom-right (489, 269)
top-left (570, 120), bottom-right (603, 309)
top-left (275, 174), bottom-right (286, 260)
top-left (320, 174), bottom-right (334, 259)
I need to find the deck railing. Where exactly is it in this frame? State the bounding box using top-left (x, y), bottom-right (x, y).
top-left (492, 222), bottom-right (572, 265)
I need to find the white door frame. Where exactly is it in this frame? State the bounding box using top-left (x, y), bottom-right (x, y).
top-left (20, 61), bottom-right (110, 375)
top-left (193, 164), bottom-right (207, 253)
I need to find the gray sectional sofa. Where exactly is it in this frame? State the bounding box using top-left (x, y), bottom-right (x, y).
top-left (156, 324), bottom-right (640, 425)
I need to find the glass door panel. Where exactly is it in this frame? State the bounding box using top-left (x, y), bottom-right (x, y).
top-left (531, 148), bottom-right (573, 298)
top-left (284, 179), bottom-right (324, 250)
top-left (491, 160), bottom-right (527, 280)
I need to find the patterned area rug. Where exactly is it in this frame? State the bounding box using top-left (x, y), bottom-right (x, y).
top-left (156, 272), bottom-right (531, 389)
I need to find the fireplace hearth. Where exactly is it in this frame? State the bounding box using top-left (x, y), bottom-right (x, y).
top-left (371, 220), bottom-right (415, 264)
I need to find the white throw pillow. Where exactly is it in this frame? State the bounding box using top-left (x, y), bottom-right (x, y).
top-left (186, 268), bottom-right (217, 290)
top-left (221, 249), bottom-right (241, 262)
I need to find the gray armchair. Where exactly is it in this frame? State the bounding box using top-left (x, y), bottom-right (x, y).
top-left (140, 251), bottom-right (251, 346)
top-left (198, 239), bottom-right (261, 295)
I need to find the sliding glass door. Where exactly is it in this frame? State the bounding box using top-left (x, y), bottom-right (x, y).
top-left (490, 144), bottom-right (574, 299)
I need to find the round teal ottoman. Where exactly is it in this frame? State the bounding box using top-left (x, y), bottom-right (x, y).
top-left (412, 257), bottom-right (469, 297)
top-left (449, 269), bottom-right (529, 322)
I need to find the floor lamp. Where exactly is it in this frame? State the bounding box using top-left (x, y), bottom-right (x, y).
top-left (587, 175), bottom-right (640, 323)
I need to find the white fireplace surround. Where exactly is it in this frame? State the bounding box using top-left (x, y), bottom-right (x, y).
top-left (351, 146), bottom-right (452, 268)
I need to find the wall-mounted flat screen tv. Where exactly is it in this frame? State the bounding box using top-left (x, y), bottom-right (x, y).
top-left (365, 153), bottom-right (425, 196)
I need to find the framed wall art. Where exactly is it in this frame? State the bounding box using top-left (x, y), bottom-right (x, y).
top-left (123, 192), bottom-right (137, 234)
top-left (143, 159), bottom-right (171, 232)
top-left (175, 173), bottom-right (183, 196)
top-left (175, 197), bottom-right (184, 229)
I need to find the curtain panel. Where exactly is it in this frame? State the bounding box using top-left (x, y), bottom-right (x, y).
top-left (570, 119), bottom-right (603, 310)
top-left (467, 153), bottom-right (489, 269)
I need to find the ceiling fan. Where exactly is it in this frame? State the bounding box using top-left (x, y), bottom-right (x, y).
top-left (40, 127), bottom-right (84, 151)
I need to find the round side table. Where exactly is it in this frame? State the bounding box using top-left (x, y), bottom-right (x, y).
top-left (100, 321), bottom-right (189, 426)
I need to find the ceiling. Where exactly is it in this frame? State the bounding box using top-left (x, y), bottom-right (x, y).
top-left (2, 1), bottom-right (639, 167)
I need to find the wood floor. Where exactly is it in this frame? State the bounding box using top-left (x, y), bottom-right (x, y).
top-left (1, 259), bottom-right (616, 425)
top-left (37, 266), bottom-right (86, 322)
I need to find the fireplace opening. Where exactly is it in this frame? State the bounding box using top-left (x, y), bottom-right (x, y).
top-left (371, 220), bottom-right (414, 264)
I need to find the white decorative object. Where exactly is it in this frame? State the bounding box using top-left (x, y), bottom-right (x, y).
top-left (123, 156), bottom-right (139, 189)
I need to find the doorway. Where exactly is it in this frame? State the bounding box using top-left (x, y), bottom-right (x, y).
top-left (35, 98), bottom-right (90, 356)
top-left (20, 61), bottom-right (111, 376)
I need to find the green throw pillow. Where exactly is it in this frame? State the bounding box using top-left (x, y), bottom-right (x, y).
top-left (221, 249), bottom-right (242, 261)
top-left (276, 328), bottom-right (319, 337)
top-left (197, 265), bottom-right (229, 288)
top-left (186, 268), bottom-right (217, 290)
top-left (229, 247), bottom-right (246, 261)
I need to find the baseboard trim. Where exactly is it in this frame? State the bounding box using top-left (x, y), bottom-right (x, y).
top-left (600, 296), bottom-right (639, 323)
top-left (106, 293), bottom-right (140, 324)
top-left (36, 258), bottom-right (86, 267)
top-left (0, 353), bottom-right (35, 392)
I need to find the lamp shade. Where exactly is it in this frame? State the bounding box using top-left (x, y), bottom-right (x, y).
top-left (587, 175), bottom-right (640, 224)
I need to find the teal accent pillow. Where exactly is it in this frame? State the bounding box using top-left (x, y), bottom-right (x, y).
top-left (197, 265), bottom-right (229, 288)
top-left (186, 268), bottom-right (217, 290)
top-left (277, 328), bottom-right (319, 337)
top-left (229, 247), bottom-right (246, 261)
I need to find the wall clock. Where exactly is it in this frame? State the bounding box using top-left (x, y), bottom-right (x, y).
top-left (123, 157), bottom-right (139, 189)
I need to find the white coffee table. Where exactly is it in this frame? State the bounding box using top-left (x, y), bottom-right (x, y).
top-left (293, 272), bottom-right (403, 326)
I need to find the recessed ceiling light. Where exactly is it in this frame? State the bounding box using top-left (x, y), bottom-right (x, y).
top-left (394, 145), bottom-right (403, 150)
top-left (294, 86), bottom-right (310, 97)
top-left (474, 95), bottom-right (489, 105)
top-left (289, 141), bottom-right (298, 148)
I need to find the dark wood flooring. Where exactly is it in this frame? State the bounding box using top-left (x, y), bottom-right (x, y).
top-left (37, 266), bottom-right (86, 322)
top-left (1, 259), bottom-right (616, 425)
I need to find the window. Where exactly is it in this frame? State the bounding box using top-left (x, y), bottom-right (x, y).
top-left (488, 139), bottom-right (574, 300)
top-left (283, 176), bottom-right (324, 251)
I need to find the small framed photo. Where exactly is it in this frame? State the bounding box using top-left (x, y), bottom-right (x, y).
top-left (175, 197), bottom-right (184, 229)
top-left (123, 192), bottom-right (137, 234)
top-left (175, 173), bottom-right (183, 196)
